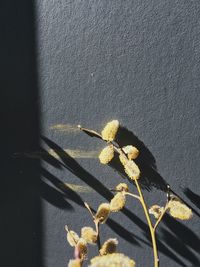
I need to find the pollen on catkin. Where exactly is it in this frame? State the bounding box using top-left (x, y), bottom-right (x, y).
top-left (81, 227), bottom-right (97, 244)
top-left (149, 205), bottom-right (165, 219)
top-left (122, 145), bottom-right (139, 160)
top-left (124, 160), bottom-right (140, 180)
top-left (115, 183), bottom-right (129, 192)
top-left (99, 238), bottom-right (118, 255)
top-left (119, 153), bottom-right (128, 166)
top-left (95, 203), bottom-right (110, 223)
top-left (101, 120), bottom-right (119, 141)
top-left (168, 198), bottom-right (193, 220)
top-left (76, 238), bottom-right (87, 260)
top-left (89, 253), bottom-right (135, 267)
top-left (110, 193), bottom-right (126, 212)
top-left (68, 259), bottom-right (81, 267)
top-left (66, 230), bottom-right (79, 247)
top-left (99, 145), bottom-right (114, 164)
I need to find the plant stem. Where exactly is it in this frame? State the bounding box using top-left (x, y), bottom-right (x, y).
top-left (134, 179), bottom-right (159, 267)
top-left (79, 126), bottom-right (160, 267)
top-left (153, 204), bottom-right (168, 232)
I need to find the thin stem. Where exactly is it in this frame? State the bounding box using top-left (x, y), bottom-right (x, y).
top-left (134, 179), bottom-right (159, 267)
top-left (94, 219), bottom-right (101, 251)
top-left (84, 202), bottom-right (95, 219)
top-left (84, 202), bottom-right (101, 251)
top-left (125, 192), bottom-right (141, 201)
top-left (153, 204), bottom-right (168, 232)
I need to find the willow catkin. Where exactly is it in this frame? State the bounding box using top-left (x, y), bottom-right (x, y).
top-left (115, 183), bottom-right (129, 192)
top-left (99, 145), bottom-right (114, 164)
top-left (66, 230), bottom-right (79, 247)
top-left (122, 145), bottom-right (139, 160)
top-left (76, 238), bottom-right (87, 260)
top-left (95, 203), bottom-right (110, 223)
top-left (89, 253), bottom-right (135, 267)
top-left (168, 198), bottom-right (193, 220)
top-left (149, 205), bottom-right (165, 219)
top-left (68, 259), bottom-right (81, 267)
top-left (81, 227), bottom-right (97, 244)
top-left (99, 238), bottom-right (118, 255)
top-left (124, 160), bottom-right (140, 180)
top-left (101, 120), bottom-right (119, 141)
top-left (110, 193), bottom-right (126, 212)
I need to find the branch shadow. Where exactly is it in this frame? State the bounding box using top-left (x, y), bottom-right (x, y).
top-left (40, 135), bottom-right (200, 266)
top-left (184, 188), bottom-right (200, 209)
top-left (115, 126), bottom-right (168, 191)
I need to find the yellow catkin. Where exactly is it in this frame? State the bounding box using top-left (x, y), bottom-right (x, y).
top-left (66, 230), bottom-right (79, 247)
top-left (149, 205), bottom-right (165, 219)
top-left (119, 153), bottom-right (129, 166)
top-left (101, 120), bottom-right (119, 141)
top-left (115, 183), bottom-right (129, 192)
top-left (81, 227), bottom-right (97, 244)
top-left (122, 145), bottom-right (139, 160)
top-left (124, 160), bottom-right (140, 180)
top-left (89, 253), bottom-right (135, 267)
top-left (68, 259), bottom-right (81, 267)
top-left (95, 203), bottom-right (110, 223)
top-left (99, 145), bottom-right (114, 164)
top-left (76, 238), bottom-right (87, 260)
top-left (168, 198), bottom-right (193, 220)
top-left (99, 238), bottom-right (118, 255)
top-left (110, 193), bottom-right (126, 212)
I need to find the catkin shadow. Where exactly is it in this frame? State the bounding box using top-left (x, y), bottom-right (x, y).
top-left (40, 135), bottom-right (200, 266)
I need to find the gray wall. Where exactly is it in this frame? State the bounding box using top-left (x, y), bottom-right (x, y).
top-left (35, 1), bottom-right (200, 266)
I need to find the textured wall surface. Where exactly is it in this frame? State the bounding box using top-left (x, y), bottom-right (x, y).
top-left (34, 1), bottom-right (200, 266)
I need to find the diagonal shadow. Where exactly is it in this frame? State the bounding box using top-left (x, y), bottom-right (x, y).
top-left (184, 188), bottom-right (200, 209)
top-left (40, 135), bottom-right (200, 265)
top-left (115, 126), bottom-right (168, 191)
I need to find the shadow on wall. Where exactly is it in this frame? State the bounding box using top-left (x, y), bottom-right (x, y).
top-left (0, 1), bottom-right (43, 267)
top-left (38, 133), bottom-right (200, 266)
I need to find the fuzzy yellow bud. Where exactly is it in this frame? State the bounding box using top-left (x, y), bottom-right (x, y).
top-left (76, 238), bottom-right (87, 260)
top-left (68, 259), bottom-right (81, 267)
top-left (81, 227), bottom-right (97, 244)
top-left (95, 203), bottom-right (110, 223)
top-left (149, 205), bottom-right (165, 219)
top-left (122, 145), bottom-right (139, 160)
top-left (119, 153), bottom-right (128, 166)
top-left (89, 253), bottom-right (135, 267)
top-left (99, 238), bottom-right (118, 255)
top-left (115, 183), bottom-right (129, 192)
top-left (124, 160), bottom-right (140, 180)
top-left (66, 229), bottom-right (79, 247)
top-left (110, 193), bottom-right (126, 212)
top-left (168, 198), bottom-right (193, 220)
top-left (99, 145), bottom-right (114, 164)
top-left (101, 120), bottom-right (119, 141)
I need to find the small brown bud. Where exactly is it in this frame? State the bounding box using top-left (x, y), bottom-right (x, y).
top-left (149, 205), bottom-right (165, 219)
top-left (76, 238), bottom-right (87, 260)
top-left (99, 238), bottom-right (118, 255)
top-left (115, 183), bottom-right (129, 192)
top-left (95, 203), bottom-right (110, 223)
